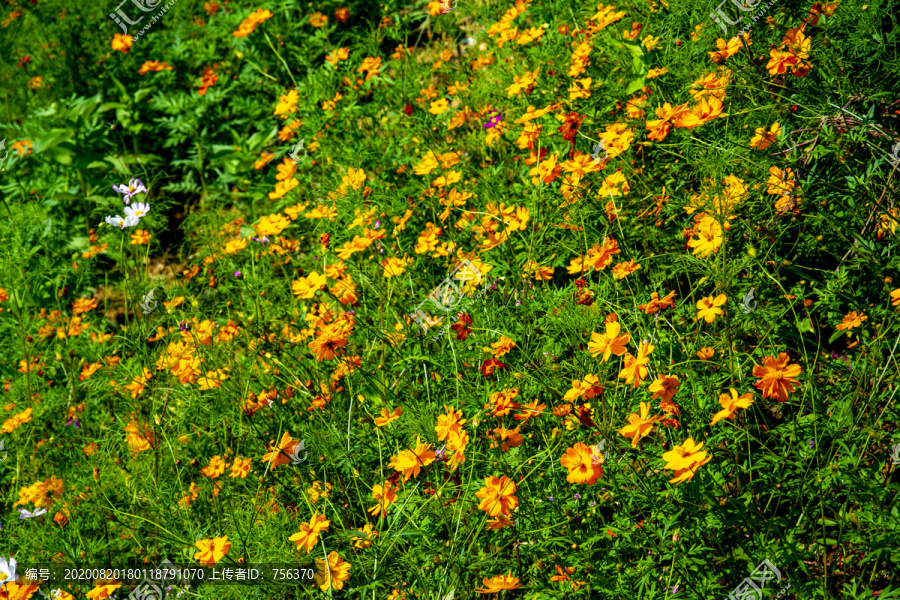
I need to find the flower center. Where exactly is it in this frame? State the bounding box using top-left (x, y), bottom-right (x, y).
top-left (128, 186), bottom-right (135, 192)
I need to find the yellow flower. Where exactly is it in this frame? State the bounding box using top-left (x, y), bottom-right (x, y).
top-left (710, 388), bottom-right (755, 425)
top-left (193, 536), bottom-right (231, 566)
top-left (661, 438), bottom-right (712, 484)
top-left (111, 33), bottom-right (133, 53)
top-left (350, 523), bottom-right (378, 548)
top-left (429, 98), bottom-right (450, 114)
top-left (587, 321), bottom-right (630, 362)
top-left (618, 401), bottom-right (659, 447)
top-left (288, 512), bottom-right (331, 554)
top-left (617, 341), bottom-right (654, 388)
top-left (313, 551), bottom-right (351, 591)
top-left (695, 293), bottom-right (727, 323)
top-left (291, 271), bottom-right (327, 298)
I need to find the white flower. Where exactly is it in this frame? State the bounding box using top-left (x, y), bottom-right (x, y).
top-left (104, 215), bottom-right (140, 229)
top-left (124, 202), bottom-right (150, 220)
top-left (19, 507), bottom-right (48, 519)
top-left (112, 178), bottom-right (147, 204)
top-left (0, 556), bottom-right (17, 584)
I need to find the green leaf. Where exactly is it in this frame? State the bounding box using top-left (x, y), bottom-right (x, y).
top-left (33, 128), bottom-right (76, 154)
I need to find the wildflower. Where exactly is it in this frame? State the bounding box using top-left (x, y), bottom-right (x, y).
top-left (612, 259), bottom-right (640, 279)
top-left (288, 512), bottom-right (330, 554)
top-left (313, 552), bottom-right (351, 591)
top-left (618, 342), bottom-right (654, 389)
top-left (648, 374), bottom-right (680, 406)
top-left (836, 311), bottom-right (867, 330)
top-left (350, 523), bottom-right (378, 549)
top-left (138, 60), bottom-right (173, 75)
top-left (198, 66), bottom-right (218, 95)
top-left (750, 123), bottom-right (781, 150)
top-left (481, 357), bottom-right (507, 378)
top-left (291, 271), bottom-right (327, 298)
top-left (86, 582), bottom-right (122, 600)
top-left (475, 475), bottom-right (518, 517)
top-left (261, 432), bottom-right (300, 469)
top-left (587, 321), bottom-right (630, 362)
top-left (490, 335), bottom-right (516, 358)
top-left (661, 438), bottom-right (712, 484)
top-left (374, 407), bottom-right (403, 427)
top-left (560, 442), bottom-right (604, 485)
top-left (388, 436), bottom-right (436, 481)
top-left (435, 406), bottom-right (466, 441)
top-left (450, 313), bottom-right (473, 340)
top-left (752, 353), bottom-right (802, 402)
top-left (105, 215), bottom-right (139, 229)
top-left (696, 347), bottom-right (714, 360)
top-left (111, 33), bottom-right (133, 53)
top-left (890, 288), bottom-right (900, 307)
top-left (124, 202), bottom-right (150, 221)
top-left (193, 536), bottom-right (231, 565)
top-left (429, 98), bottom-right (450, 114)
top-left (228, 457), bottom-right (252, 478)
top-left (475, 571), bottom-right (522, 593)
top-left (488, 427), bottom-right (523, 452)
top-left (19, 507), bottom-right (48, 519)
top-left (710, 388), bottom-right (755, 425)
top-left (618, 401), bottom-right (659, 447)
top-left (233, 8), bottom-right (273, 37)
top-left (130, 229), bottom-right (151, 245)
top-left (112, 178), bottom-right (146, 204)
top-left (368, 481), bottom-right (398, 518)
top-left (695, 293), bottom-right (727, 323)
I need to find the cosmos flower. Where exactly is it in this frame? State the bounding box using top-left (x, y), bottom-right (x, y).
top-left (475, 571), bottom-right (522, 593)
top-left (752, 353), bottom-right (802, 402)
top-left (112, 178), bottom-right (147, 204)
top-left (105, 215), bottom-right (140, 229)
top-left (618, 401), bottom-right (659, 447)
top-left (710, 388), bottom-right (755, 425)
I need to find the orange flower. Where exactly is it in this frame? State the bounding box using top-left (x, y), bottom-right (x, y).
top-left (836, 311), bottom-right (866, 330)
top-left (710, 388), bottom-right (755, 425)
top-left (475, 571), bottom-right (522, 593)
top-left (752, 353), bottom-right (801, 402)
top-left (288, 512), bottom-right (330, 554)
top-left (560, 442), bottom-right (604, 485)
top-left (261, 432), bottom-right (300, 469)
top-left (111, 33), bottom-right (133, 53)
top-left (2, 581), bottom-right (40, 600)
top-left (228, 457), bottom-right (252, 478)
top-left (388, 436), bottom-right (435, 481)
top-left (86, 582), bottom-right (122, 600)
top-left (618, 401), bottom-right (659, 447)
top-left (138, 60), bottom-right (173, 75)
top-left (435, 405), bottom-right (466, 440)
top-left (130, 229), bottom-right (151, 245)
top-left (891, 288), bottom-right (900, 307)
top-left (483, 336), bottom-right (515, 360)
top-left (374, 407), bottom-right (403, 428)
top-left (200, 455), bottom-right (226, 479)
top-left (696, 347), bottom-right (714, 360)
top-left (648, 374), bottom-right (679, 405)
top-left (474, 475), bottom-right (518, 517)
top-left (367, 480), bottom-right (398, 518)
top-left (193, 536), bottom-right (231, 565)
top-left (618, 341), bottom-right (653, 388)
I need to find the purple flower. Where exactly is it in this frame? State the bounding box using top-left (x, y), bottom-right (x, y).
top-left (234, 271), bottom-right (241, 277)
top-left (547, 496), bottom-right (554, 502)
top-left (483, 111), bottom-right (503, 129)
top-left (374, 220), bottom-right (381, 228)
top-left (65, 417), bottom-right (80, 428)
top-left (112, 178), bottom-right (147, 205)
top-left (808, 439), bottom-right (815, 449)
top-left (574, 493), bottom-right (581, 500)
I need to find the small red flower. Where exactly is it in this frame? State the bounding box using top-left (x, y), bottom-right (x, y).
top-left (481, 358), bottom-right (507, 378)
top-left (404, 101), bottom-right (414, 116)
top-left (450, 313), bottom-right (473, 341)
